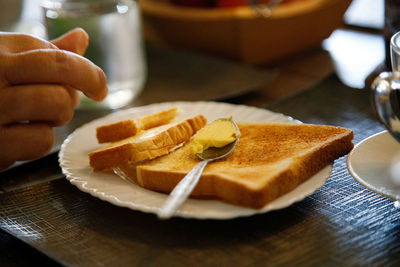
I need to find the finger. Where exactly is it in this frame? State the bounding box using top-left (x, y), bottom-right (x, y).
top-left (3, 49), bottom-right (108, 101)
top-left (0, 32), bottom-right (57, 54)
top-left (51, 28), bottom-right (89, 56)
top-left (0, 123), bottom-right (54, 164)
top-left (65, 86), bottom-right (80, 107)
top-left (0, 84), bottom-right (75, 126)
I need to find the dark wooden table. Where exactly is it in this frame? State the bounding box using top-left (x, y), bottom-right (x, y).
top-left (2, 72), bottom-right (399, 266)
top-left (2, 0), bottom-right (399, 266)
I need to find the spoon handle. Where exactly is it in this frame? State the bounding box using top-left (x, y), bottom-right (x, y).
top-left (158, 159), bottom-right (209, 219)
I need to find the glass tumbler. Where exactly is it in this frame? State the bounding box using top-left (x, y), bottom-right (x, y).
top-left (372, 31), bottom-right (400, 143)
top-left (41, 0), bottom-right (147, 110)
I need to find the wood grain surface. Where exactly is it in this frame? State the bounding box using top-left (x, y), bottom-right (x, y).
top-left (1, 75), bottom-right (399, 266)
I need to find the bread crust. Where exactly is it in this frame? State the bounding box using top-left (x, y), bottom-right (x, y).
top-left (96, 107), bottom-right (180, 143)
top-left (89, 115), bottom-right (207, 171)
top-left (124, 123), bottom-right (354, 209)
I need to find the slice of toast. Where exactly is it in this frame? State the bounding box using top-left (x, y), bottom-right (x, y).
top-left (89, 115), bottom-right (207, 171)
top-left (96, 107), bottom-right (180, 143)
top-left (119, 123), bottom-right (353, 209)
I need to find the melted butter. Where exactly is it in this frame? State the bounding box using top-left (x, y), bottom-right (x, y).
top-left (191, 119), bottom-right (237, 154)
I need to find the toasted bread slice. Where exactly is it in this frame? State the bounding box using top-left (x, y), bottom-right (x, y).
top-left (89, 115), bottom-right (207, 171)
top-left (119, 123), bottom-right (353, 209)
top-left (96, 107), bottom-right (180, 143)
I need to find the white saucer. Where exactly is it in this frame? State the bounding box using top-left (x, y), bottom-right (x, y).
top-left (347, 131), bottom-right (400, 200)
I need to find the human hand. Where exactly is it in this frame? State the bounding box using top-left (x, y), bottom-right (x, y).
top-left (0, 28), bottom-right (108, 170)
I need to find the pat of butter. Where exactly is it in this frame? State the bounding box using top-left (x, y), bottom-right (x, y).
top-left (191, 119), bottom-right (237, 154)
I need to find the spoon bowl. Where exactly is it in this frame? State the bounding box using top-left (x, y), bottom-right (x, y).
top-left (158, 118), bottom-right (240, 219)
top-left (196, 118), bottom-right (240, 160)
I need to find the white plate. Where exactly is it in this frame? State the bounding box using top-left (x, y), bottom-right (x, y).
top-left (59, 101), bottom-right (332, 219)
top-left (347, 131), bottom-right (400, 200)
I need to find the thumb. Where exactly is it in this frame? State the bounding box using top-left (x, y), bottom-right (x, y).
top-left (51, 28), bottom-right (89, 56)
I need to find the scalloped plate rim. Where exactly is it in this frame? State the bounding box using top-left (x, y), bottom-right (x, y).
top-left (59, 101), bottom-right (332, 219)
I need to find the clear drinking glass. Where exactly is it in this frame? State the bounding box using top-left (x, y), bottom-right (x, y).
top-left (371, 31), bottom-right (400, 143)
top-left (391, 32), bottom-right (400, 72)
top-left (384, 0), bottom-right (400, 69)
top-left (41, 0), bottom-right (147, 110)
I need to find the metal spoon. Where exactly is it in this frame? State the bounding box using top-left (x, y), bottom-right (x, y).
top-left (157, 118), bottom-right (240, 219)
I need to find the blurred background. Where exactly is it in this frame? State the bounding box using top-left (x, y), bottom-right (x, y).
top-left (0, 0), bottom-right (386, 93)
